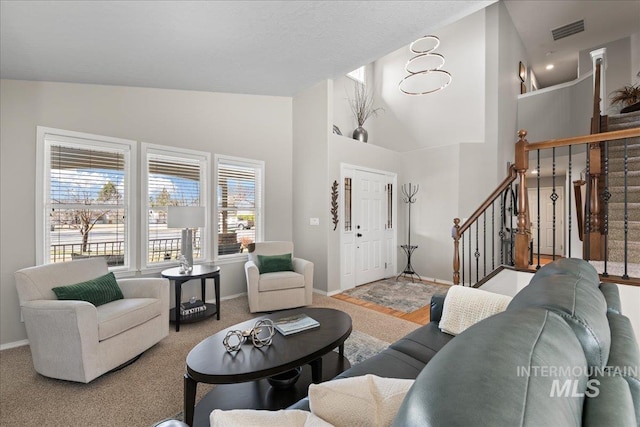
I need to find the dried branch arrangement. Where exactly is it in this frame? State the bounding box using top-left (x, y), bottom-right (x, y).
top-left (331, 180), bottom-right (339, 231)
top-left (349, 83), bottom-right (383, 126)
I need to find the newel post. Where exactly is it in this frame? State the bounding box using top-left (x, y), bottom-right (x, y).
top-left (514, 130), bottom-right (531, 269)
top-left (452, 218), bottom-right (460, 285)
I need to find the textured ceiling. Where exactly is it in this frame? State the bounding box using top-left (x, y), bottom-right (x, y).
top-left (0, 0), bottom-right (494, 96)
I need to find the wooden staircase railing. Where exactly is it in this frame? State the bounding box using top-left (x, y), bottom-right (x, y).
top-left (516, 127), bottom-right (638, 285)
top-left (453, 127), bottom-right (640, 287)
top-left (452, 165), bottom-right (518, 286)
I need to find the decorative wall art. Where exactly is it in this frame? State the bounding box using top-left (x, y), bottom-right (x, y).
top-left (331, 180), bottom-right (339, 231)
top-left (519, 61), bottom-right (526, 94)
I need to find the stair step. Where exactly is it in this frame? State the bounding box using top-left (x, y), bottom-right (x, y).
top-left (606, 241), bottom-right (640, 263)
top-left (609, 156), bottom-right (640, 170)
top-left (607, 142), bottom-right (640, 156)
top-left (607, 185), bottom-right (640, 203)
top-left (606, 220), bottom-right (640, 241)
top-left (607, 121), bottom-right (640, 132)
top-left (608, 110), bottom-right (640, 126)
top-left (589, 260), bottom-right (640, 278)
top-left (608, 170), bottom-right (640, 187)
top-left (608, 202), bottom-right (640, 221)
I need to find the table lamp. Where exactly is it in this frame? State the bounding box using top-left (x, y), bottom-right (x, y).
top-left (168, 206), bottom-right (206, 268)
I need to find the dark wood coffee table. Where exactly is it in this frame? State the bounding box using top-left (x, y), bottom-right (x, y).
top-left (184, 307), bottom-right (352, 426)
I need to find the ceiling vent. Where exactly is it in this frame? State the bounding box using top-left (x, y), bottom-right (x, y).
top-left (551, 20), bottom-right (585, 41)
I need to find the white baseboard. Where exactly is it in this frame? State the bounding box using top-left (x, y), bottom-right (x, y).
top-left (205, 292), bottom-right (247, 304)
top-left (424, 276), bottom-right (454, 286)
top-left (0, 339), bottom-right (29, 351)
top-left (313, 288), bottom-right (342, 297)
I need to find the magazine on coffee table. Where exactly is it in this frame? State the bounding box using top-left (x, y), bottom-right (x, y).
top-left (274, 313), bottom-right (320, 336)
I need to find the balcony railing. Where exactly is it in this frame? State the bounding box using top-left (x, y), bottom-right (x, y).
top-left (50, 237), bottom-right (201, 265)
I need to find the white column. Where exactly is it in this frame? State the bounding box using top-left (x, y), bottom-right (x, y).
top-left (590, 48), bottom-right (607, 114)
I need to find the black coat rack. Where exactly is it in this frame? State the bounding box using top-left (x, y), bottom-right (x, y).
top-left (397, 183), bottom-right (422, 282)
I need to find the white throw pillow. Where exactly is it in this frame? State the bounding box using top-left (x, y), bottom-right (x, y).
top-left (308, 374), bottom-right (415, 427)
top-left (439, 285), bottom-right (512, 335)
top-left (210, 409), bottom-right (331, 427)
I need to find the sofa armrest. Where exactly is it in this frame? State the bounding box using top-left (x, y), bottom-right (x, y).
top-left (293, 257), bottom-right (314, 304)
top-left (245, 261), bottom-right (260, 311)
top-left (430, 294), bottom-right (446, 322)
top-left (117, 277), bottom-right (169, 300)
top-left (21, 300), bottom-right (100, 382)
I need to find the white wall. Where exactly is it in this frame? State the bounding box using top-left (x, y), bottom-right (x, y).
top-left (292, 80), bottom-right (331, 292)
top-left (632, 32), bottom-right (640, 85)
top-left (578, 37), bottom-right (632, 115)
top-left (517, 74), bottom-right (593, 142)
top-left (369, 10), bottom-right (487, 154)
top-left (0, 79), bottom-right (293, 346)
top-left (399, 144), bottom-right (460, 282)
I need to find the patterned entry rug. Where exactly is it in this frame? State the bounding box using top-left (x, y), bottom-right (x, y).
top-left (340, 277), bottom-right (451, 313)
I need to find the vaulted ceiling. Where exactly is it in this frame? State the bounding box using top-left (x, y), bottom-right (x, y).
top-left (1, 1), bottom-right (637, 96)
top-left (0, 1), bottom-right (493, 97)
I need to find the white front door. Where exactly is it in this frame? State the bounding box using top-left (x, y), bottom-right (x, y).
top-left (529, 187), bottom-right (564, 255)
top-left (354, 170), bottom-right (387, 286)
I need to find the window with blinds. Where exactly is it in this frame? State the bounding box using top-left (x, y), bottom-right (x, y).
top-left (143, 144), bottom-right (209, 267)
top-left (39, 129), bottom-right (134, 268)
top-left (216, 156), bottom-right (264, 257)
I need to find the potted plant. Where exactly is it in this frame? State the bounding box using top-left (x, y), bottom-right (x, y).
top-left (348, 83), bottom-right (383, 142)
top-left (610, 84), bottom-right (640, 112)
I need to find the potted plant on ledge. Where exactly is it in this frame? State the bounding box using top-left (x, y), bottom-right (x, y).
top-left (349, 83), bottom-right (383, 143)
top-left (610, 83), bottom-right (640, 113)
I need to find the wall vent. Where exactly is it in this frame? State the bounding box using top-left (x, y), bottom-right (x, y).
top-left (551, 20), bottom-right (585, 41)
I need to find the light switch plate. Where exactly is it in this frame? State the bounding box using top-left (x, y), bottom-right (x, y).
top-left (310, 217), bottom-right (320, 226)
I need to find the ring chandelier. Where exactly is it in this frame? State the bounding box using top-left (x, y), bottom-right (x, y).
top-left (399, 35), bottom-right (452, 95)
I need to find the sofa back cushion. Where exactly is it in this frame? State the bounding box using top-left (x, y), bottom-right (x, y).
top-left (392, 308), bottom-right (589, 427)
top-left (507, 258), bottom-right (610, 368)
top-left (599, 282), bottom-right (622, 314)
top-left (15, 257), bottom-right (109, 304)
top-left (606, 311), bottom-right (640, 424)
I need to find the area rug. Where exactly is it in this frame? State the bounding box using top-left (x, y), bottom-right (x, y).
top-left (340, 277), bottom-right (450, 313)
top-left (342, 329), bottom-right (389, 365)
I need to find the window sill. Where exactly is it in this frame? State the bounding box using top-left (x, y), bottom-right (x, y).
top-left (214, 253), bottom-right (249, 265)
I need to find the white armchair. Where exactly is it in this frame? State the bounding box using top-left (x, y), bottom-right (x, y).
top-left (14, 257), bottom-right (169, 383)
top-left (244, 241), bottom-right (313, 313)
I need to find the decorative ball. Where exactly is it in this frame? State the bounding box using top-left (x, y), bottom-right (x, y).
top-left (251, 319), bottom-right (275, 348)
top-left (223, 330), bottom-right (245, 352)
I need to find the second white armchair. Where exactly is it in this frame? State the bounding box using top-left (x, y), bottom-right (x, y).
top-left (244, 241), bottom-right (313, 313)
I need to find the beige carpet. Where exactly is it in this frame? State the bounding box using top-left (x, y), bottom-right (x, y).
top-left (0, 294), bottom-right (418, 427)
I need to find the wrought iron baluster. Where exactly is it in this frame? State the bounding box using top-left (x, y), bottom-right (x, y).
top-left (475, 220), bottom-right (480, 284)
top-left (461, 232), bottom-right (465, 286)
top-left (510, 181), bottom-right (514, 266)
top-left (499, 193), bottom-right (505, 265)
top-left (568, 145), bottom-right (572, 257)
top-left (603, 140), bottom-right (610, 277)
top-left (483, 211), bottom-right (487, 277)
top-left (623, 138), bottom-right (629, 280)
top-left (536, 149), bottom-right (541, 269)
top-left (585, 143), bottom-right (591, 260)
top-left (491, 201), bottom-right (495, 270)
top-left (551, 147), bottom-right (558, 260)
top-left (468, 230), bottom-right (472, 285)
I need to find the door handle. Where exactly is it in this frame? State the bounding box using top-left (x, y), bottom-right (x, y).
top-left (357, 233), bottom-right (362, 237)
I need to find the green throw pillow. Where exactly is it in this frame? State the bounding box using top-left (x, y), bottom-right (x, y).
top-left (257, 253), bottom-right (294, 274)
top-left (52, 272), bottom-right (124, 307)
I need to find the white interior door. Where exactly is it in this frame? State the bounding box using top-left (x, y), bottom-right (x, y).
top-left (529, 187), bottom-right (564, 255)
top-left (354, 170), bottom-right (387, 286)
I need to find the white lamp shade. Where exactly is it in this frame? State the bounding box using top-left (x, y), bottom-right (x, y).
top-left (167, 206), bottom-right (206, 229)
